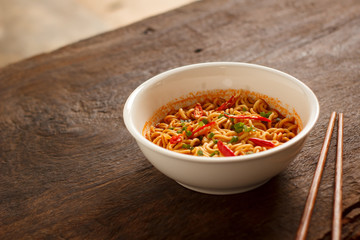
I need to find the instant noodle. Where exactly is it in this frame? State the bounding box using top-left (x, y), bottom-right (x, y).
top-left (144, 92), bottom-right (298, 157)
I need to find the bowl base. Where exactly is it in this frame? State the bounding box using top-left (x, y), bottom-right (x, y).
top-left (176, 178), bottom-right (270, 195)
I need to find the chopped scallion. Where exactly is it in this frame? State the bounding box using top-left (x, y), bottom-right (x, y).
top-left (229, 136), bottom-right (239, 144)
top-left (208, 132), bottom-right (215, 139)
top-left (182, 144), bottom-right (194, 150)
top-left (202, 119), bottom-right (209, 124)
top-left (233, 122), bottom-right (245, 133)
top-left (210, 150), bottom-right (220, 157)
top-left (185, 130), bottom-right (192, 137)
top-left (244, 125), bottom-right (255, 132)
top-left (260, 111), bottom-right (272, 118)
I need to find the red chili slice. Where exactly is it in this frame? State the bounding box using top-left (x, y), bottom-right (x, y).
top-left (216, 96), bottom-right (236, 111)
top-left (224, 113), bottom-right (271, 122)
top-left (170, 135), bottom-right (182, 144)
top-left (193, 103), bottom-right (204, 118)
top-left (248, 138), bottom-right (276, 148)
top-left (217, 140), bottom-right (236, 157)
top-left (190, 121), bottom-right (216, 138)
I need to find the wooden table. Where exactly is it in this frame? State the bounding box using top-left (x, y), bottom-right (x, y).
top-left (1, 0), bottom-right (359, 239)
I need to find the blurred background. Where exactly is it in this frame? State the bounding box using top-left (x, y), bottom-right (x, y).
top-left (0, 0), bottom-right (196, 67)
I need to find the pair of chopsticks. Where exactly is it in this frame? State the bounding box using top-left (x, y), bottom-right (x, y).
top-left (296, 112), bottom-right (344, 240)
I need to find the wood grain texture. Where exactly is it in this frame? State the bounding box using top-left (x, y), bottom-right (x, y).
top-left (1, 0), bottom-right (360, 239)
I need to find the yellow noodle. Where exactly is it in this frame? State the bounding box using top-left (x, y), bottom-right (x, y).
top-left (145, 92), bottom-right (298, 157)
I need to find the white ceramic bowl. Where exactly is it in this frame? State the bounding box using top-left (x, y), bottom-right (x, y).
top-left (123, 62), bottom-right (319, 195)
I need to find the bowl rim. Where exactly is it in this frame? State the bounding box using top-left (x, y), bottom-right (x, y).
top-left (123, 62), bottom-right (320, 163)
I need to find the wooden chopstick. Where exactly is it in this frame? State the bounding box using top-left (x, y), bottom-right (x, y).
top-left (332, 113), bottom-right (343, 240)
top-left (295, 111), bottom-right (337, 240)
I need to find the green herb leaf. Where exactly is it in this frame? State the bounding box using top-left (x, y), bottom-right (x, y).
top-left (208, 132), bottom-right (215, 139)
top-left (218, 114), bottom-right (224, 119)
top-left (182, 144), bottom-right (194, 150)
top-left (229, 136), bottom-right (239, 144)
top-left (210, 150), bottom-right (220, 157)
top-left (233, 122), bottom-right (245, 133)
top-left (260, 111), bottom-right (272, 118)
top-left (198, 121), bottom-right (204, 127)
top-left (185, 130), bottom-right (192, 137)
top-left (243, 125), bottom-right (249, 132)
top-left (197, 150), bottom-right (204, 156)
top-left (244, 125), bottom-right (255, 132)
top-left (202, 119), bottom-right (209, 124)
